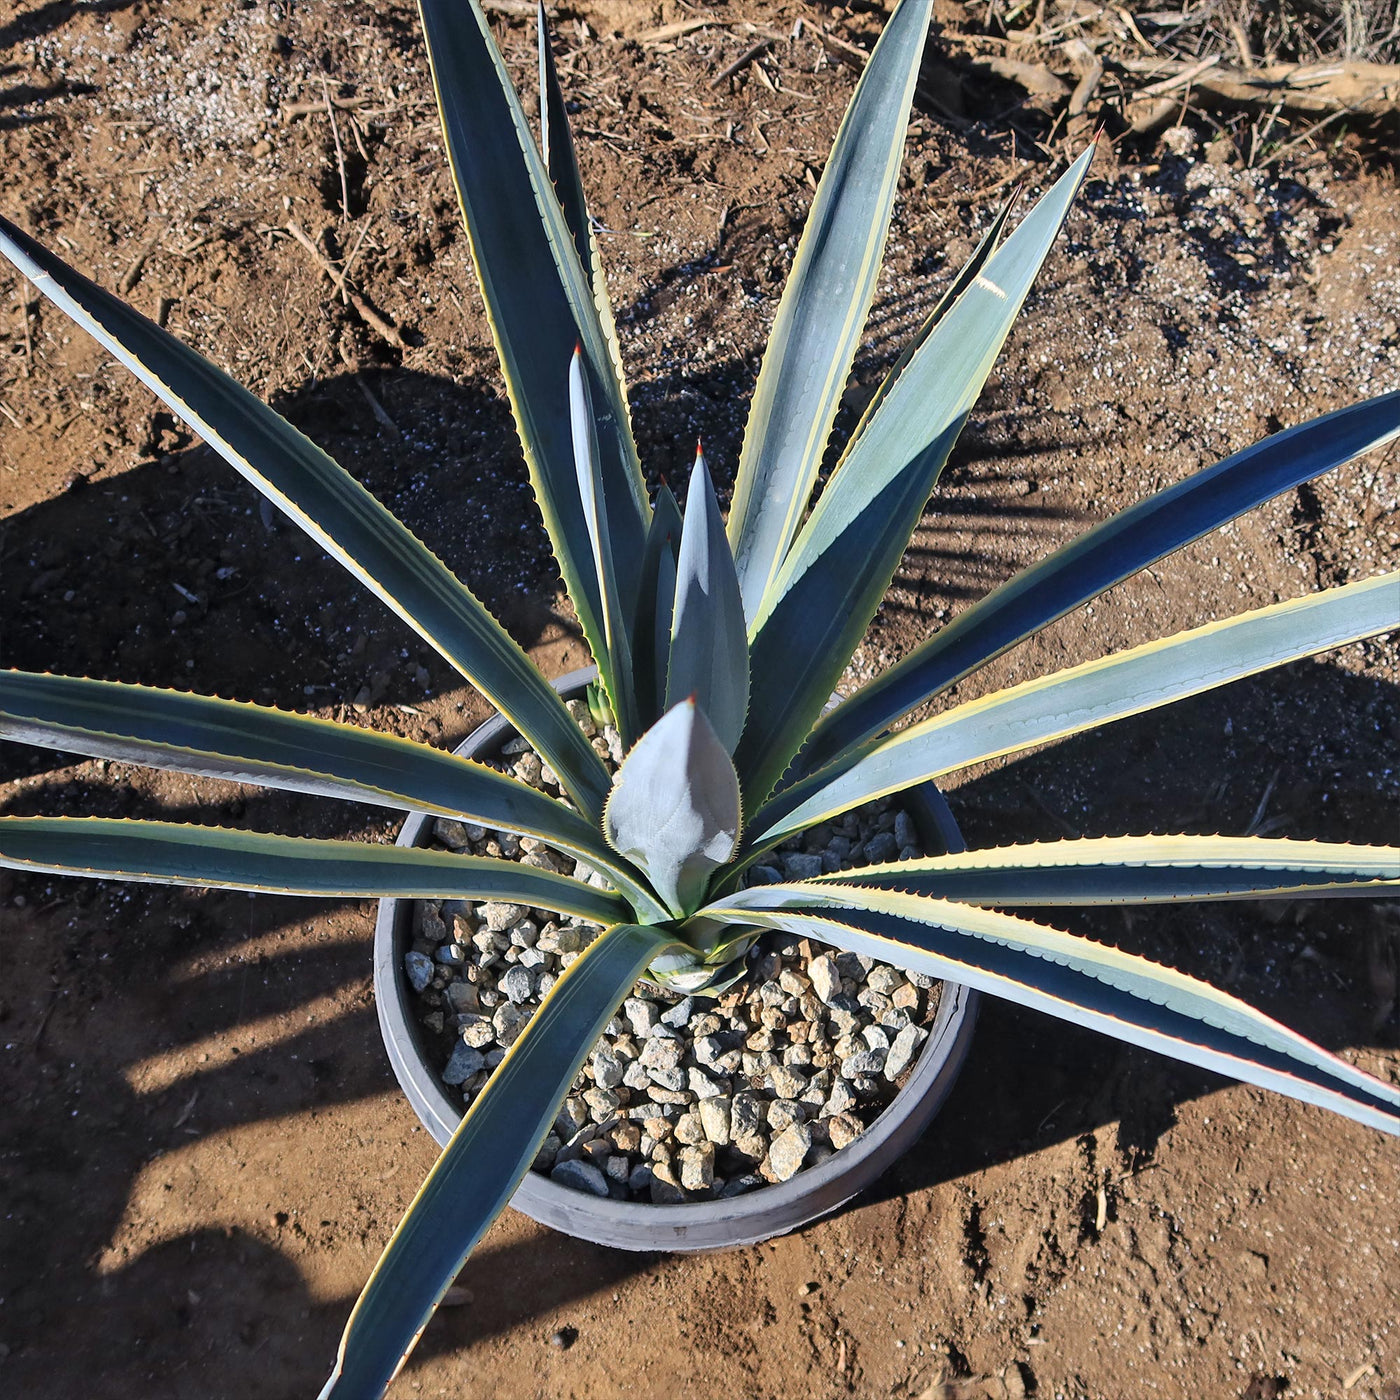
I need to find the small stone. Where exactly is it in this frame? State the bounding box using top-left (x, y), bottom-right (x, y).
top-left (445, 981), bottom-right (479, 1014)
top-left (865, 965), bottom-right (904, 996)
top-left (639, 1036), bottom-right (683, 1074)
top-left (778, 969), bottom-right (811, 996)
top-left (647, 1084), bottom-right (693, 1106)
top-left (604, 1154), bottom-right (630, 1184)
top-left (674, 1112), bottom-right (706, 1146)
top-left (442, 1042), bottom-right (485, 1085)
top-left (660, 996), bottom-right (697, 1029)
top-left (731, 1130), bottom-right (768, 1164)
top-left (840, 1048), bottom-right (887, 1079)
top-left (767, 1099), bottom-right (806, 1133)
top-left (808, 954), bottom-right (841, 1004)
top-left (404, 951), bottom-right (433, 993)
top-left (678, 1143), bottom-right (716, 1191)
top-left (766, 1123), bottom-right (812, 1182)
top-left (747, 864), bottom-right (784, 885)
top-left (612, 1121), bottom-right (642, 1153)
top-left (622, 1061), bottom-right (651, 1091)
top-left (551, 1159), bottom-right (609, 1197)
top-left (555, 1097), bottom-right (589, 1138)
top-left (623, 997), bottom-right (660, 1037)
top-left (492, 1002), bottom-right (530, 1046)
top-left (782, 852), bottom-right (825, 880)
top-left (833, 951), bottom-right (870, 982)
top-left (884, 1023), bottom-right (926, 1080)
top-left (458, 1013), bottom-right (496, 1048)
top-left (892, 982), bottom-right (920, 1011)
top-left (434, 818), bottom-right (472, 850)
top-left (627, 1163), bottom-right (654, 1193)
top-left (583, 1087), bottom-right (622, 1121)
top-left (720, 1173), bottom-right (763, 1198)
top-left (766, 1065), bottom-right (809, 1100)
top-left (827, 1111), bottom-right (864, 1151)
top-left (698, 1096), bottom-right (731, 1146)
top-left (730, 1091), bottom-right (768, 1137)
top-left (482, 901), bottom-right (526, 932)
top-left (648, 1067), bottom-right (686, 1092)
top-left (894, 809), bottom-right (918, 849)
top-left (863, 831), bottom-right (899, 864)
top-left (591, 1048), bottom-right (626, 1089)
top-left (861, 1025), bottom-right (891, 1053)
top-left (500, 964), bottom-right (534, 1003)
top-left (688, 1067), bottom-right (726, 1099)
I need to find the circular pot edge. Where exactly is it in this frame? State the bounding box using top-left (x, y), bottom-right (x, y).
top-left (373, 668), bottom-right (980, 1253)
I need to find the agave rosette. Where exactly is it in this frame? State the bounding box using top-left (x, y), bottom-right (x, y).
top-left (1, 1), bottom-right (1397, 1396)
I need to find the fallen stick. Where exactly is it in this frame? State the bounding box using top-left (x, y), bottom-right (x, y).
top-left (285, 220), bottom-right (407, 350)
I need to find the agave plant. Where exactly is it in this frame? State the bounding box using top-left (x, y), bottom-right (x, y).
top-left (1, 0), bottom-right (1398, 1394)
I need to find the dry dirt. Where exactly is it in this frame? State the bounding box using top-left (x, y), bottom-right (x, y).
top-left (1, 2), bottom-right (1398, 1398)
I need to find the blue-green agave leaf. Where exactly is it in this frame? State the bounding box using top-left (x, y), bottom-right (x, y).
top-left (665, 448), bottom-right (750, 754)
top-left (0, 817), bottom-right (629, 925)
top-left (701, 884), bottom-right (1400, 1135)
top-left (799, 390), bottom-right (1400, 773)
top-left (844, 188), bottom-right (1020, 457)
top-left (755, 571), bottom-right (1400, 846)
top-left (736, 145), bottom-right (1097, 808)
top-left (0, 215), bottom-right (611, 823)
top-left (604, 699), bottom-right (742, 916)
top-left (569, 347), bottom-right (638, 740)
top-left (726, 0), bottom-right (933, 620)
top-left (631, 484), bottom-right (683, 728)
top-left (417, 0), bottom-right (648, 678)
top-left (821, 834), bottom-right (1400, 902)
top-left (0, 670), bottom-right (663, 915)
top-left (319, 921), bottom-right (681, 1400)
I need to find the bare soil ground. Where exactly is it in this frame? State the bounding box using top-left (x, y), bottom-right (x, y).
top-left (1, 3), bottom-right (1397, 1398)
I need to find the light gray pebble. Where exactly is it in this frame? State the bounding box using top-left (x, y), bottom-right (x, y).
top-left (482, 901), bottom-right (526, 932)
top-left (592, 1048), bottom-right (626, 1089)
top-left (767, 1065), bottom-right (809, 1099)
top-left (698, 1097), bottom-right (731, 1146)
top-left (492, 1002), bottom-right (529, 1046)
top-left (583, 1087), bottom-right (622, 1121)
top-left (660, 996), bottom-right (697, 1029)
top-left (688, 1067), bottom-right (726, 1099)
top-left (766, 1124), bottom-right (812, 1181)
top-left (884, 1023), bottom-right (926, 1080)
top-left (459, 1015), bottom-right (495, 1048)
top-left (808, 954), bottom-right (841, 1004)
top-left (840, 1048), bottom-right (887, 1079)
top-left (865, 965), bottom-right (905, 996)
top-left (678, 1143), bottom-right (715, 1191)
top-left (499, 965), bottom-right (534, 1003)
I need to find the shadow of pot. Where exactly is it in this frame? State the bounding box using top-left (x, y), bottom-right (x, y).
top-left (373, 667), bottom-right (979, 1251)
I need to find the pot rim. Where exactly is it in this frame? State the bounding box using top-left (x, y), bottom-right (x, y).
top-left (373, 666), bottom-right (979, 1251)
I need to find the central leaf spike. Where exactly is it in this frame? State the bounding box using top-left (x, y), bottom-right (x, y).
top-left (603, 698), bottom-right (743, 917)
top-left (664, 446), bottom-right (750, 754)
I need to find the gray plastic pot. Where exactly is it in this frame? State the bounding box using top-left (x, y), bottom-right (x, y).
top-left (373, 667), bottom-right (979, 1252)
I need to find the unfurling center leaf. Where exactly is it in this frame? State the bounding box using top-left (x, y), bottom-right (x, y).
top-left (603, 699), bottom-right (742, 916)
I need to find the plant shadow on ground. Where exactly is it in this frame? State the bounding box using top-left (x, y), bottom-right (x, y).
top-left (1, 368), bottom-right (1396, 1394)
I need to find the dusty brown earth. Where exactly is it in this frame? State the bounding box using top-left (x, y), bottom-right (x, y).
top-left (1, 2), bottom-right (1398, 1398)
